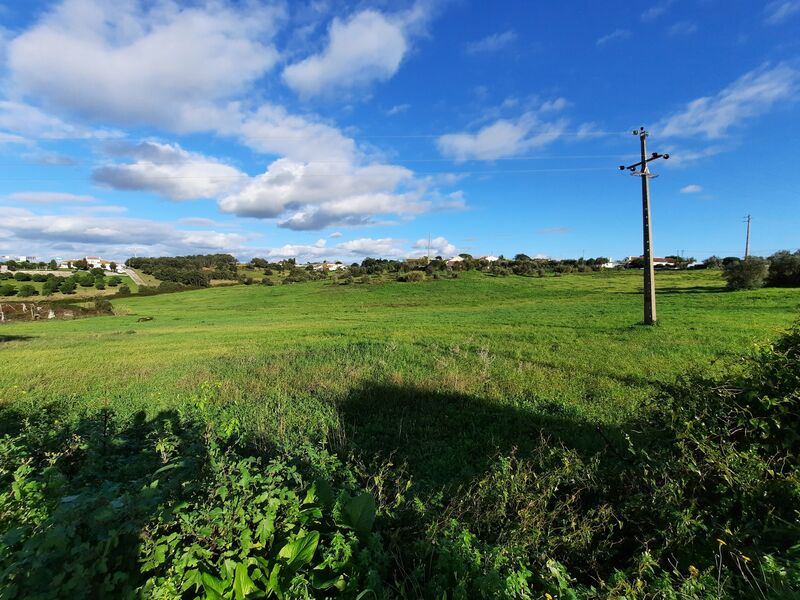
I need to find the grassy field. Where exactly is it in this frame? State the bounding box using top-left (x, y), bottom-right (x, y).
top-left (2, 269), bottom-right (798, 485)
top-left (2, 268), bottom-right (800, 597)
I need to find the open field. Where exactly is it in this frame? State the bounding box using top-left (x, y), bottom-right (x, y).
top-left (2, 269), bottom-right (799, 597)
top-left (2, 270), bottom-right (798, 474)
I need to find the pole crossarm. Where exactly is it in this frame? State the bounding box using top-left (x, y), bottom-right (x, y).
top-left (619, 152), bottom-right (670, 172)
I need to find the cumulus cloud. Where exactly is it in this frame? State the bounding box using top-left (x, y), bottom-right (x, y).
top-left (657, 63), bottom-right (798, 138)
top-left (437, 110), bottom-right (567, 161)
top-left (465, 30), bottom-right (517, 54)
top-left (765, 1), bottom-right (800, 24)
top-left (258, 236), bottom-right (408, 262)
top-left (596, 29), bottom-right (630, 46)
top-left (219, 158), bottom-right (428, 230)
top-left (93, 141), bottom-right (245, 200)
top-left (412, 236), bottom-right (456, 256)
top-left (7, 0), bottom-right (281, 125)
top-left (282, 9), bottom-right (412, 97)
top-left (0, 100), bottom-right (120, 139)
top-left (3, 208), bottom-right (251, 259)
top-left (680, 184), bottom-right (703, 193)
top-left (3, 191), bottom-right (98, 204)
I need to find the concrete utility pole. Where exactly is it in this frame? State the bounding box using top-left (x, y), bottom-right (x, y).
top-left (620, 127), bottom-right (669, 325)
top-left (744, 215), bottom-right (751, 259)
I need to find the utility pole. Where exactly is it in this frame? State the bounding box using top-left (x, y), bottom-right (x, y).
top-left (427, 233), bottom-right (431, 262)
top-left (620, 127), bottom-right (669, 325)
top-left (744, 215), bottom-right (751, 259)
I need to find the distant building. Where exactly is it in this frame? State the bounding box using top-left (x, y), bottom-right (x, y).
top-left (446, 255), bottom-right (464, 267)
top-left (624, 255), bottom-right (677, 267)
top-left (60, 256), bottom-right (125, 272)
top-left (480, 255), bottom-right (499, 262)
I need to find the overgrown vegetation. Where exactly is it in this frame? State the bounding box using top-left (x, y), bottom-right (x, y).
top-left (2, 318), bottom-right (799, 597)
top-left (126, 254), bottom-right (240, 288)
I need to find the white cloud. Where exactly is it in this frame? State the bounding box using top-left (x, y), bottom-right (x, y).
top-left (465, 30), bottom-right (517, 55)
top-left (0, 100), bottom-right (120, 139)
top-left (329, 231), bottom-right (343, 238)
top-left (3, 191), bottom-right (97, 204)
top-left (596, 29), bottom-right (630, 46)
top-left (7, 0), bottom-right (281, 125)
top-left (219, 157), bottom-right (428, 230)
top-left (282, 9), bottom-right (409, 97)
top-left (412, 236), bottom-right (456, 256)
top-left (641, 0), bottom-right (673, 22)
top-left (680, 184), bottom-right (703, 193)
top-left (386, 103), bottom-right (411, 116)
top-left (258, 236), bottom-right (408, 262)
top-left (657, 63), bottom-right (798, 139)
top-left (765, 1), bottom-right (800, 24)
top-left (3, 208), bottom-right (251, 259)
top-left (238, 104), bottom-right (356, 162)
top-left (437, 112), bottom-right (567, 161)
top-left (93, 141), bottom-right (245, 200)
top-left (668, 21), bottom-right (697, 36)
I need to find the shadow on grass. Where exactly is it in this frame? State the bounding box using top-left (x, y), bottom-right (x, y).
top-left (0, 334), bottom-right (36, 344)
top-left (335, 382), bottom-right (623, 490)
top-left (0, 404), bottom-right (208, 597)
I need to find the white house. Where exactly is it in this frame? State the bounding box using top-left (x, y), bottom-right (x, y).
top-left (446, 255), bottom-right (464, 267)
top-left (481, 255), bottom-right (500, 262)
top-left (60, 256), bottom-right (125, 273)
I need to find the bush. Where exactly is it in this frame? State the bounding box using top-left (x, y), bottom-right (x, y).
top-left (16, 284), bottom-right (38, 297)
top-left (94, 297), bottom-right (113, 313)
top-left (261, 277), bottom-right (275, 286)
top-left (13, 272), bottom-right (31, 282)
top-left (117, 284), bottom-right (131, 296)
top-left (0, 284), bottom-right (17, 296)
top-left (722, 256), bottom-right (769, 289)
top-left (59, 280), bottom-right (77, 294)
top-left (397, 271), bottom-right (425, 282)
top-left (767, 250), bottom-right (800, 287)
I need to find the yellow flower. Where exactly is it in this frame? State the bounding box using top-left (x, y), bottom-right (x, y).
top-left (741, 555), bottom-right (751, 563)
top-left (689, 565), bottom-right (699, 577)
top-left (716, 539), bottom-right (727, 546)
top-left (545, 594), bottom-right (553, 600)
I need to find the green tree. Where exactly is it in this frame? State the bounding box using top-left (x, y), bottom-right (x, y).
top-left (59, 279), bottom-right (77, 294)
top-left (48, 259), bottom-right (58, 270)
top-left (118, 284), bottom-right (131, 296)
top-left (17, 284), bottom-right (38, 297)
top-left (722, 256), bottom-right (769, 290)
top-left (0, 283), bottom-right (16, 296)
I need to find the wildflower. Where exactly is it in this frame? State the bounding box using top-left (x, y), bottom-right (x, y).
top-left (545, 594), bottom-right (553, 600)
top-left (716, 539), bottom-right (727, 546)
top-left (689, 565), bottom-right (699, 577)
top-left (740, 555), bottom-right (751, 563)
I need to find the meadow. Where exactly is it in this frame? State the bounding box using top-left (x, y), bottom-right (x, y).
top-left (1, 269), bottom-right (799, 598)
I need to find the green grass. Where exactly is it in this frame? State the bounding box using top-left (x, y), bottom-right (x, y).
top-left (2, 269), bottom-right (798, 487)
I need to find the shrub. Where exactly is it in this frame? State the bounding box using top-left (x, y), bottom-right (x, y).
top-left (0, 283), bottom-right (17, 296)
top-left (59, 280), bottom-right (77, 294)
top-left (766, 250), bottom-right (800, 287)
top-left (397, 271), bottom-right (425, 282)
top-left (117, 284), bottom-right (131, 296)
top-left (722, 256), bottom-right (769, 289)
top-left (16, 284), bottom-right (38, 297)
top-left (13, 272), bottom-right (31, 282)
top-left (94, 297), bottom-right (113, 313)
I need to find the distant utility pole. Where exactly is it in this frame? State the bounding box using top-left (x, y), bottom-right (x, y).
top-left (620, 127), bottom-right (669, 326)
top-left (744, 215), bottom-right (751, 259)
top-left (427, 233), bottom-right (432, 262)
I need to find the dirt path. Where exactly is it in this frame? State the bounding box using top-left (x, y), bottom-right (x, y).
top-left (123, 268), bottom-right (146, 286)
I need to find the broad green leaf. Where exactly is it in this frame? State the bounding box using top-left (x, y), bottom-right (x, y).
top-left (313, 479), bottom-right (335, 508)
top-left (342, 493), bottom-right (376, 537)
top-left (278, 531), bottom-right (320, 572)
top-left (234, 562), bottom-right (257, 599)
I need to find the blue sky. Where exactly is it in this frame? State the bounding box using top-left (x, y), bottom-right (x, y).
top-left (0, 0), bottom-right (798, 263)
